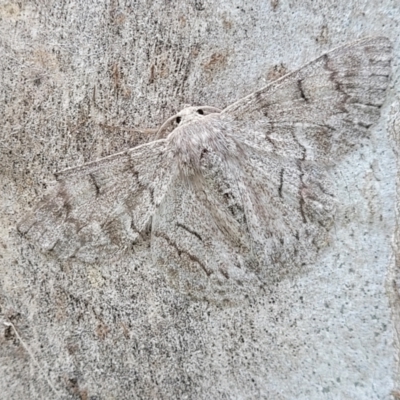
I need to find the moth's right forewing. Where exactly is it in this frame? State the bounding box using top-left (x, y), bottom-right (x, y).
top-left (222, 37), bottom-right (392, 161)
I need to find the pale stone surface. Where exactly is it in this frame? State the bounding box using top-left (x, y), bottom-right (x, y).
top-left (0, 1), bottom-right (399, 398)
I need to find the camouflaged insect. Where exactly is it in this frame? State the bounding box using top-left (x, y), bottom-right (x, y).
top-left (18, 37), bottom-right (392, 299)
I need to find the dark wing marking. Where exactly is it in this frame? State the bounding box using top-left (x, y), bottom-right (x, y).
top-left (18, 140), bottom-right (173, 262)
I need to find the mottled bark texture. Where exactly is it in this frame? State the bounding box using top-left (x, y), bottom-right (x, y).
top-left (1, 1), bottom-right (399, 399)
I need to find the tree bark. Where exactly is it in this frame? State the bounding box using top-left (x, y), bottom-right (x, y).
top-left (1, 1), bottom-right (399, 398)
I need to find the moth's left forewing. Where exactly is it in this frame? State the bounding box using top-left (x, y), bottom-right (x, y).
top-left (18, 140), bottom-right (173, 262)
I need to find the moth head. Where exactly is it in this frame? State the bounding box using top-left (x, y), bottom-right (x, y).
top-left (155, 106), bottom-right (222, 139)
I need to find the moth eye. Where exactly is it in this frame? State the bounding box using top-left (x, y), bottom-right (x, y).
top-left (197, 109), bottom-right (204, 115)
top-left (176, 116), bottom-right (181, 124)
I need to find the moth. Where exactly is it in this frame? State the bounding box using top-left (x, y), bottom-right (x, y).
top-left (18, 37), bottom-right (392, 299)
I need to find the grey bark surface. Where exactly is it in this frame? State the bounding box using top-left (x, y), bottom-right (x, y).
top-left (1, 1), bottom-right (399, 399)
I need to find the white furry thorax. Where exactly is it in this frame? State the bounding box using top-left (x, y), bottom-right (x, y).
top-left (165, 107), bottom-right (238, 176)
